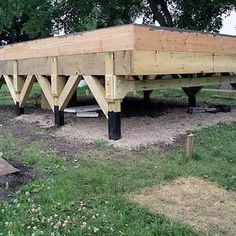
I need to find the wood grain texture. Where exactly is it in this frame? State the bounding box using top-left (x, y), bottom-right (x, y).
top-left (134, 25), bottom-right (236, 53)
top-left (131, 51), bottom-right (236, 75)
top-left (0, 25), bottom-right (134, 61)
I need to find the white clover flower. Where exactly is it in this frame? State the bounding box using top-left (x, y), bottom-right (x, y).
top-left (93, 227), bottom-right (99, 233)
top-left (81, 222), bottom-right (87, 229)
top-left (62, 223), bottom-right (66, 227)
top-left (25, 192), bottom-right (30, 196)
top-left (92, 215), bottom-right (96, 219)
top-left (33, 226), bottom-right (37, 230)
top-left (54, 214), bottom-right (58, 218)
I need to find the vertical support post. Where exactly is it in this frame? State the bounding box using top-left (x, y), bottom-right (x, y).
top-left (230, 83), bottom-right (236, 90)
top-left (186, 133), bottom-right (195, 159)
top-left (54, 105), bottom-right (64, 127)
top-left (105, 52), bottom-right (122, 140)
top-left (182, 86), bottom-right (202, 112)
top-left (16, 102), bottom-right (24, 116)
top-left (108, 111), bottom-right (121, 140)
top-left (13, 61), bottom-right (24, 116)
top-left (51, 57), bottom-right (66, 127)
top-left (0, 77), bottom-right (3, 90)
top-left (143, 90), bottom-right (152, 102)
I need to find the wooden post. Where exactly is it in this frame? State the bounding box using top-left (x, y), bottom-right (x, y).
top-left (13, 61), bottom-right (25, 115)
top-left (105, 52), bottom-right (122, 140)
top-left (186, 133), bottom-right (194, 159)
top-left (51, 57), bottom-right (66, 127)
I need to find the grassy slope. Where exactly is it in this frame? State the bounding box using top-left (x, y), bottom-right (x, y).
top-left (0, 84), bottom-right (235, 235)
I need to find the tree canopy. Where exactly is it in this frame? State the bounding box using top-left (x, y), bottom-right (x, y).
top-left (0, 0), bottom-right (235, 45)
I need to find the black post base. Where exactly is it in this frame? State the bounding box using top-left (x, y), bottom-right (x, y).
top-left (16, 102), bottom-right (24, 116)
top-left (108, 112), bottom-right (121, 140)
top-left (188, 95), bottom-right (196, 108)
top-left (143, 90), bottom-right (152, 102)
top-left (54, 106), bottom-right (64, 127)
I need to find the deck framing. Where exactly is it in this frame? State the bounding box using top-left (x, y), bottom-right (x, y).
top-left (0, 24), bottom-right (236, 140)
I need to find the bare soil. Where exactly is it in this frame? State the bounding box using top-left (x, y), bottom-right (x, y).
top-left (128, 177), bottom-right (236, 235)
top-left (0, 161), bottom-right (37, 200)
top-left (12, 98), bottom-right (236, 148)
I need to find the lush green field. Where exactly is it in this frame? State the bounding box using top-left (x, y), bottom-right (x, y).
top-left (0, 83), bottom-right (235, 235)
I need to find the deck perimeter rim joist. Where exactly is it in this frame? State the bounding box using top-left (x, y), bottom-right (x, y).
top-left (1, 24), bottom-right (236, 62)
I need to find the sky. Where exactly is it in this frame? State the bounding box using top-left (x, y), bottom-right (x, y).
top-left (221, 11), bottom-right (236, 35)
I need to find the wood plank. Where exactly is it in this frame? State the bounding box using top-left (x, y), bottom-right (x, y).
top-left (134, 24), bottom-right (236, 53)
top-left (131, 51), bottom-right (236, 75)
top-left (35, 75), bottom-right (54, 110)
top-left (3, 75), bottom-right (17, 103)
top-left (18, 57), bottom-right (51, 75)
top-left (0, 61), bottom-right (13, 74)
top-left (19, 75), bottom-right (36, 106)
top-left (57, 53), bottom-right (106, 75)
top-left (58, 75), bottom-right (80, 110)
top-left (0, 25), bottom-right (134, 61)
top-left (83, 76), bottom-right (108, 118)
top-left (113, 76), bottom-right (236, 99)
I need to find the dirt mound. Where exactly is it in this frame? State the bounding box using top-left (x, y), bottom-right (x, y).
top-left (128, 177), bottom-right (236, 235)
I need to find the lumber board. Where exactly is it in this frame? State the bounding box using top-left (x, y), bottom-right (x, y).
top-left (0, 24), bottom-right (236, 63)
top-left (134, 24), bottom-right (236, 53)
top-left (0, 25), bottom-right (133, 61)
top-left (131, 51), bottom-right (236, 75)
top-left (112, 76), bottom-right (236, 99)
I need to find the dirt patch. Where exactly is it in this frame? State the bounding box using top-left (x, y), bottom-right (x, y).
top-left (8, 98), bottom-right (236, 149)
top-left (0, 161), bottom-right (38, 200)
top-left (128, 177), bottom-right (236, 235)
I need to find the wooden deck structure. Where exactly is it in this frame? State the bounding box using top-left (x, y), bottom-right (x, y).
top-left (0, 24), bottom-right (236, 140)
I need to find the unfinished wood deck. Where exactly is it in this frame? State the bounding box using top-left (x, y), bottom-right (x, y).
top-left (0, 24), bottom-right (236, 140)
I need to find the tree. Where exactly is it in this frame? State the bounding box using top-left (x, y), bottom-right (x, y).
top-left (145, 0), bottom-right (235, 32)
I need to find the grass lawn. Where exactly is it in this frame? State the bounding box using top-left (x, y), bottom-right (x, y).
top-left (0, 122), bottom-right (235, 235)
top-left (0, 83), bottom-right (235, 235)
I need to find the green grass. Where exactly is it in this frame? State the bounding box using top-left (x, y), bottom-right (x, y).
top-left (0, 83), bottom-right (235, 235)
top-left (0, 122), bottom-right (235, 235)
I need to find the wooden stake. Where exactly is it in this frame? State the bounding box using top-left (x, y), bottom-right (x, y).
top-left (186, 133), bottom-right (195, 159)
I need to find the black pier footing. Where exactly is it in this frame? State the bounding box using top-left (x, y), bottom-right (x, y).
top-left (182, 87), bottom-right (202, 112)
top-left (54, 106), bottom-right (64, 127)
top-left (16, 102), bottom-right (24, 116)
top-left (108, 112), bottom-right (121, 140)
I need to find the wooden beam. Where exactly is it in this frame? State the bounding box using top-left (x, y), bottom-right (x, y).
top-left (58, 75), bottom-right (80, 111)
top-left (111, 76), bottom-right (236, 99)
top-left (35, 75), bottom-right (54, 110)
top-left (19, 75), bottom-right (36, 106)
top-left (0, 25), bottom-right (134, 61)
top-left (3, 75), bottom-right (17, 104)
top-left (131, 51), bottom-right (236, 75)
top-left (134, 24), bottom-right (236, 54)
top-left (51, 57), bottom-right (66, 99)
top-left (83, 76), bottom-right (108, 118)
